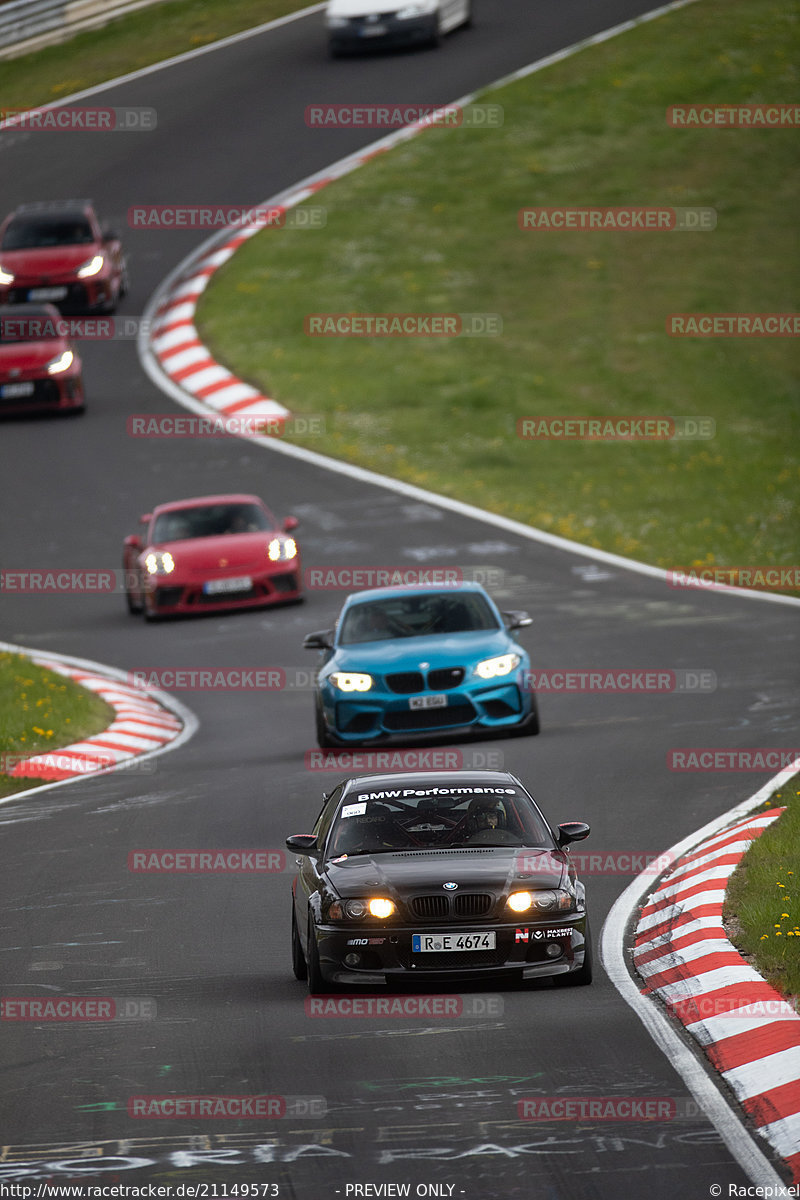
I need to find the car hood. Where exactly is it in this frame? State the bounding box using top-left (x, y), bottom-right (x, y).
top-left (0, 341), bottom-right (65, 370)
top-left (145, 531), bottom-right (279, 569)
top-left (330, 630), bottom-right (517, 671)
top-left (327, 0), bottom-right (408, 15)
top-left (0, 245), bottom-right (99, 276)
top-left (323, 846), bottom-right (567, 897)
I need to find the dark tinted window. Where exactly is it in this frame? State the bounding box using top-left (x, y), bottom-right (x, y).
top-left (326, 783), bottom-right (552, 857)
top-left (339, 591), bottom-right (499, 645)
top-left (152, 502), bottom-right (273, 543)
top-left (2, 216), bottom-right (94, 250)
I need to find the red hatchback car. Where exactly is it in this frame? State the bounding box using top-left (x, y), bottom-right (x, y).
top-left (0, 200), bottom-right (127, 314)
top-left (0, 303), bottom-right (84, 416)
top-left (123, 494), bottom-right (303, 620)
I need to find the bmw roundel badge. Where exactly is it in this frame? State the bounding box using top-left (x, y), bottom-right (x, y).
top-left (442, 881), bottom-right (458, 891)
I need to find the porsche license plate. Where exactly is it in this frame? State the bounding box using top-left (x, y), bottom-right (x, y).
top-left (1, 382), bottom-right (34, 398)
top-left (359, 24), bottom-right (386, 35)
top-left (409, 693), bottom-right (447, 710)
top-left (28, 287), bottom-right (67, 301)
top-left (412, 932), bottom-right (495, 952)
top-left (203, 576), bottom-right (252, 595)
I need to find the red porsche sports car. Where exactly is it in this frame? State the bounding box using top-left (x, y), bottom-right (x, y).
top-left (123, 494), bottom-right (302, 620)
top-left (0, 303), bottom-right (84, 416)
top-left (0, 200), bottom-right (127, 314)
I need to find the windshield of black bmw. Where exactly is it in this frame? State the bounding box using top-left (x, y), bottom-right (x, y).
top-left (326, 785), bottom-right (553, 857)
top-left (152, 503), bottom-right (273, 543)
top-left (338, 592), bottom-right (500, 645)
top-left (2, 216), bottom-right (94, 249)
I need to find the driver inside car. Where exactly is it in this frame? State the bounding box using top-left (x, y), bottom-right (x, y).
top-left (464, 798), bottom-right (508, 839)
top-left (329, 806), bottom-right (404, 856)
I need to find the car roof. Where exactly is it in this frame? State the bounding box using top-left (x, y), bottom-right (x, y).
top-left (342, 770), bottom-right (522, 794)
top-left (341, 582), bottom-right (491, 605)
top-left (12, 201), bottom-right (94, 218)
top-left (151, 494), bottom-right (268, 515)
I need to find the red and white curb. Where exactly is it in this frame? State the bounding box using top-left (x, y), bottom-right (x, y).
top-left (634, 806), bottom-right (800, 1182)
top-left (2, 642), bottom-right (195, 789)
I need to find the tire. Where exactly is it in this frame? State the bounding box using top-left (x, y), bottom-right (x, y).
top-left (462, 0), bottom-right (473, 28)
top-left (119, 262), bottom-right (129, 298)
top-left (315, 699), bottom-right (338, 748)
top-left (143, 591), bottom-right (160, 622)
top-left (125, 567), bottom-right (143, 615)
top-left (428, 14), bottom-right (441, 46)
top-left (306, 915), bottom-right (328, 995)
top-left (553, 921), bottom-right (593, 987)
top-left (292, 904), bottom-right (307, 981)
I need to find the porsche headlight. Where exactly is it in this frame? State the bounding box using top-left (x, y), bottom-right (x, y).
top-left (475, 653), bottom-right (520, 680)
top-left (46, 349), bottom-right (74, 375)
top-left (329, 897), bottom-right (396, 920)
top-left (267, 537), bottom-right (297, 562)
top-left (330, 672), bottom-right (373, 692)
top-left (77, 255), bottom-right (104, 278)
top-left (144, 551), bottom-right (175, 576)
top-left (0, 264), bottom-right (14, 285)
top-left (396, 2), bottom-right (434, 17)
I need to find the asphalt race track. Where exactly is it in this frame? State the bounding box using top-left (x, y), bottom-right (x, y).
top-left (1, 0), bottom-right (798, 1194)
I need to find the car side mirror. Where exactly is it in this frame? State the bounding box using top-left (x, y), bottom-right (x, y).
top-left (286, 834), bottom-right (319, 857)
top-left (124, 534), bottom-right (142, 551)
top-left (503, 610), bottom-right (533, 631)
top-left (140, 512), bottom-right (152, 525)
top-left (304, 630), bottom-right (334, 650)
top-left (283, 515), bottom-right (299, 532)
top-left (557, 821), bottom-right (591, 847)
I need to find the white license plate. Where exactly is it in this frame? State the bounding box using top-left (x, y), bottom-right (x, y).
top-left (409, 693), bottom-right (447, 710)
top-left (413, 932), bottom-right (496, 952)
top-left (360, 24), bottom-right (387, 35)
top-left (202, 575), bottom-right (252, 595)
top-left (28, 287), bottom-right (67, 301)
top-left (1, 382), bottom-right (35, 398)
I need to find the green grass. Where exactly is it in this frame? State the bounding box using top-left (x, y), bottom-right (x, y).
top-left (0, 651), bottom-right (115, 797)
top-left (197, 0), bottom-right (800, 588)
top-left (724, 776), bottom-right (800, 1000)
top-left (2, 0), bottom-right (311, 111)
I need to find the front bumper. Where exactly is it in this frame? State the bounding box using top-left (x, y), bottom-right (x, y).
top-left (321, 676), bottom-right (532, 742)
top-left (328, 13), bottom-right (436, 51)
top-left (0, 275), bottom-right (117, 314)
top-left (145, 567), bottom-right (302, 615)
top-left (315, 916), bottom-right (588, 985)
top-left (0, 368), bottom-right (84, 416)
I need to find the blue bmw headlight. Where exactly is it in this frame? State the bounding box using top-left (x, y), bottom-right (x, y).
top-left (474, 653), bottom-right (520, 680)
top-left (330, 672), bottom-right (373, 693)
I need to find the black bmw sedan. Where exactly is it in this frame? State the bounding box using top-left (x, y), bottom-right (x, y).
top-left (286, 770), bottom-right (592, 994)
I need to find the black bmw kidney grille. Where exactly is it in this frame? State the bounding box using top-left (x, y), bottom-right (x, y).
top-left (386, 671), bottom-right (424, 694)
top-left (410, 893), bottom-right (493, 920)
top-left (428, 667), bottom-right (465, 690)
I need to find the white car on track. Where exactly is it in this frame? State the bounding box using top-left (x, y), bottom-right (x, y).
top-left (326, 0), bottom-right (471, 56)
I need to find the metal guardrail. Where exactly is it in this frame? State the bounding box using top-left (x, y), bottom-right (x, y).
top-left (0, 0), bottom-right (165, 59)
